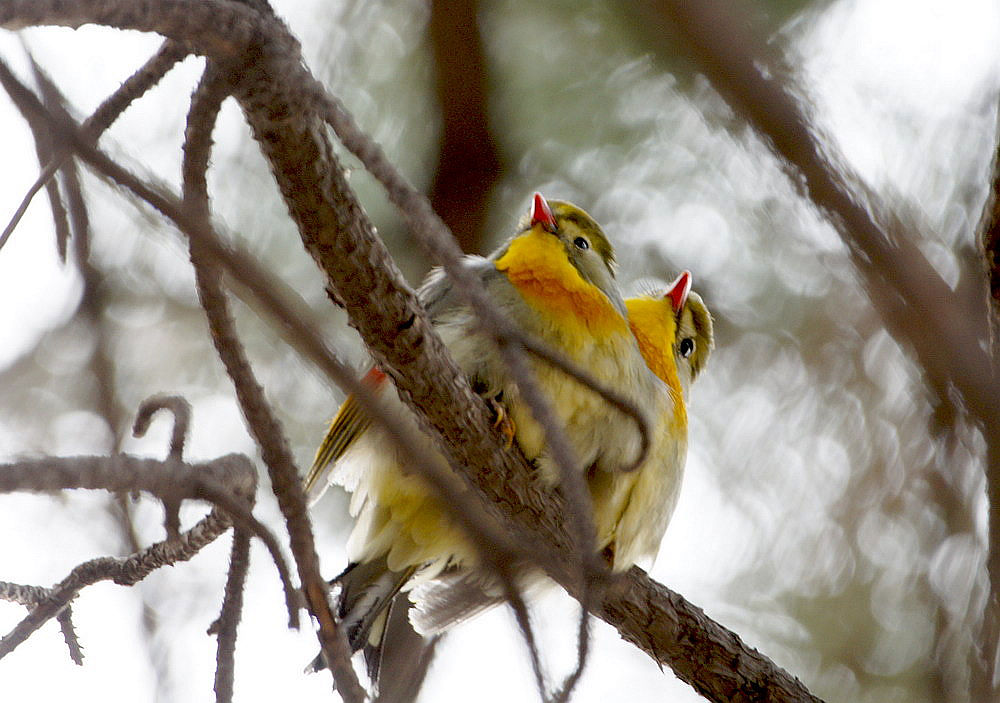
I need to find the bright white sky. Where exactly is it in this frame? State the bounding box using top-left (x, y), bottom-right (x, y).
top-left (0, 1), bottom-right (999, 702)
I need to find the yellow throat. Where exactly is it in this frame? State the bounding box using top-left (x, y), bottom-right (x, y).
top-left (625, 296), bottom-right (687, 428)
top-left (495, 227), bottom-right (628, 346)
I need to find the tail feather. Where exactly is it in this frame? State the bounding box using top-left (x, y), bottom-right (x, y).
top-left (337, 558), bottom-right (416, 652)
top-left (305, 556), bottom-right (416, 683)
top-left (410, 571), bottom-right (504, 636)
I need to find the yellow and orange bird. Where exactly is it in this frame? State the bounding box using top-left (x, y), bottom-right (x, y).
top-left (304, 194), bottom-right (678, 674)
top-left (593, 270), bottom-right (714, 567)
top-left (411, 271), bottom-right (714, 634)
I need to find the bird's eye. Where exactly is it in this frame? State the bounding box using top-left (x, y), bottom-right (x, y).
top-left (679, 338), bottom-right (695, 358)
top-left (573, 236), bottom-right (590, 250)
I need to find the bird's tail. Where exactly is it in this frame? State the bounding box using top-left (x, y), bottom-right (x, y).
top-left (306, 556), bottom-right (416, 685)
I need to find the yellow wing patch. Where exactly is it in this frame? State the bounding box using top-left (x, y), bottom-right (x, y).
top-left (304, 393), bottom-right (373, 497)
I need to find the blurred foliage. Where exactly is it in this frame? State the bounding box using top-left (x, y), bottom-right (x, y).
top-left (1, 0), bottom-right (999, 701)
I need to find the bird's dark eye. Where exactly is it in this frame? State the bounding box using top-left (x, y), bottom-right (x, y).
top-left (573, 236), bottom-right (590, 250)
top-left (679, 338), bottom-right (694, 358)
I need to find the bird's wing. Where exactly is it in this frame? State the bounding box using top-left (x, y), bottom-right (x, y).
top-left (305, 256), bottom-right (496, 502)
top-left (303, 366), bottom-right (387, 502)
top-left (417, 255), bottom-right (495, 322)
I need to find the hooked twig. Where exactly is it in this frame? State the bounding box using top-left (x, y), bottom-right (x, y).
top-left (132, 394), bottom-right (193, 539)
top-left (133, 394), bottom-right (192, 463)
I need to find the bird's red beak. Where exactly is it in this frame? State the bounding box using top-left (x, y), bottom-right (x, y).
top-left (665, 270), bottom-right (692, 312)
top-left (530, 192), bottom-right (558, 233)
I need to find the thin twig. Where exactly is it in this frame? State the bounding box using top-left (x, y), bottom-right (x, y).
top-left (211, 529), bottom-right (251, 703)
top-left (180, 64), bottom-right (365, 701)
top-left (0, 451), bottom-right (299, 639)
top-left (0, 504), bottom-right (231, 661)
top-left (132, 394), bottom-right (193, 539)
top-left (13, 68), bottom-right (69, 257)
top-left (0, 581), bottom-right (83, 664)
top-left (24, 47), bottom-right (89, 260)
top-left (56, 606), bottom-right (84, 665)
top-left (0, 40), bottom-right (188, 251)
top-left (500, 575), bottom-right (548, 700)
top-left (133, 394), bottom-right (192, 462)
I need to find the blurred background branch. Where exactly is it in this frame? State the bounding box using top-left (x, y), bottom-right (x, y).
top-left (427, 0), bottom-right (501, 255)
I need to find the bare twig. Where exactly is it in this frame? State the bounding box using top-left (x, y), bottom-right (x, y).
top-left (0, 582), bottom-right (83, 665)
top-left (518, 335), bottom-right (651, 474)
top-left (0, 504), bottom-right (233, 661)
top-left (132, 394), bottom-right (193, 539)
top-left (0, 451), bottom-right (298, 637)
top-left (210, 529), bottom-right (251, 703)
top-left (180, 64), bottom-right (365, 701)
top-left (56, 606), bottom-right (84, 665)
top-left (133, 394), bottom-right (192, 462)
top-left (24, 48), bottom-right (88, 260)
top-left (1, 40), bottom-right (188, 251)
top-left (11, 66), bottom-right (69, 257)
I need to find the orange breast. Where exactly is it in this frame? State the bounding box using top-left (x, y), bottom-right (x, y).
top-left (495, 229), bottom-right (627, 346)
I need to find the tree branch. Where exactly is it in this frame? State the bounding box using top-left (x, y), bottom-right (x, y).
top-left (0, 3), bottom-right (826, 700)
top-left (0, 450), bottom-right (299, 643)
top-left (210, 529), bottom-right (251, 703)
top-left (180, 63), bottom-right (364, 701)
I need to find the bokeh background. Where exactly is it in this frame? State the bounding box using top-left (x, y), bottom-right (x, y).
top-left (2, 1), bottom-right (1000, 701)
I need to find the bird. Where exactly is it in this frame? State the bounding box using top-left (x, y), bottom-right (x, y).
top-left (409, 270), bottom-right (714, 635)
top-left (591, 270), bottom-right (715, 568)
top-left (304, 193), bottom-right (674, 678)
